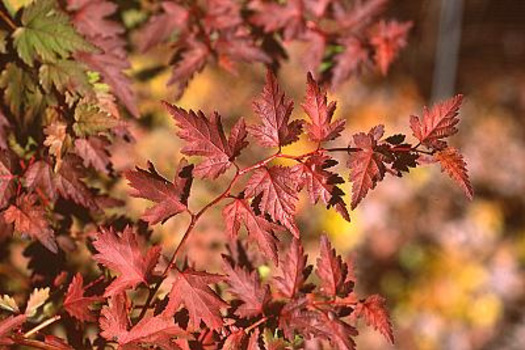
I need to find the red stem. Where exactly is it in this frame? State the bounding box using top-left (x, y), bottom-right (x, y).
top-left (136, 141), bottom-right (426, 321)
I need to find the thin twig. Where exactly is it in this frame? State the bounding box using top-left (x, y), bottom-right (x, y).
top-left (245, 316), bottom-right (268, 334)
top-left (0, 8), bottom-right (16, 31)
top-left (138, 170), bottom-right (241, 320)
top-left (24, 315), bottom-right (61, 338)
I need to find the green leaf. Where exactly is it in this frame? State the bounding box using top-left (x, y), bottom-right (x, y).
top-left (73, 103), bottom-right (118, 137)
top-left (0, 62), bottom-right (47, 124)
top-left (39, 60), bottom-right (91, 96)
top-left (13, 0), bottom-right (96, 66)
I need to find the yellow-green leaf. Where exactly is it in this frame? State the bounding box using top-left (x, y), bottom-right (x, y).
top-left (13, 0), bottom-right (96, 66)
top-left (73, 103), bottom-right (119, 137)
top-left (0, 295), bottom-right (20, 313)
top-left (25, 287), bottom-right (50, 317)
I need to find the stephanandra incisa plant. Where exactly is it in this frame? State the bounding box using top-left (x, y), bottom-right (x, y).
top-left (0, 68), bottom-right (472, 349)
top-left (0, 0), bottom-right (472, 349)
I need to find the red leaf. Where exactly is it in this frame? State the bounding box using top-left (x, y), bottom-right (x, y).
top-left (164, 269), bottom-right (227, 330)
top-left (331, 37), bottom-right (369, 88)
top-left (353, 294), bottom-right (394, 344)
top-left (74, 136), bottom-right (111, 174)
top-left (315, 313), bottom-right (357, 350)
top-left (126, 160), bottom-right (193, 224)
top-left (3, 194), bottom-right (57, 253)
top-left (69, 0), bottom-right (138, 117)
top-left (245, 166), bottom-right (300, 237)
top-left (121, 314), bottom-right (186, 348)
top-left (205, 0), bottom-right (243, 30)
top-left (92, 227), bottom-right (161, 296)
top-left (315, 235), bottom-right (352, 297)
top-left (100, 294), bottom-right (182, 348)
top-left (280, 306), bottom-right (357, 350)
top-left (222, 198), bottom-right (281, 264)
top-left (248, 70), bottom-right (303, 148)
top-left (370, 20), bottom-right (412, 75)
top-left (249, 0), bottom-right (305, 41)
top-left (223, 329), bottom-right (245, 350)
top-left (273, 238), bottom-right (310, 299)
top-left (67, 0), bottom-right (123, 38)
top-left (63, 273), bottom-right (102, 323)
top-left (434, 147), bottom-right (474, 200)
top-left (99, 293), bottom-right (130, 342)
top-left (0, 153), bottom-right (15, 208)
top-left (55, 156), bottom-right (99, 211)
top-left (163, 102), bottom-right (247, 178)
top-left (247, 328), bottom-right (261, 350)
top-left (410, 94), bottom-right (464, 149)
top-left (24, 161), bottom-right (56, 202)
top-left (348, 126), bottom-right (386, 209)
top-left (223, 260), bottom-right (269, 318)
top-left (293, 154), bottom-right (350, 221)
top-left (167, 38), bottom-right (210, 100)
top-left (136, 2), bottom-right (189, 52)
top-left (0, 314), bottom-right (26, 345)
top-left (216, 30), bottom-right (271, 67)
top-left (302, 73), bottom-right (345, 143)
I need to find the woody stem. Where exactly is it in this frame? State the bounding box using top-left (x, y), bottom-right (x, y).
top-left (24, 315), bottom-right (61, 338)
top-left (245, 316), bottom-right (268, 334)
top-left (0, 8), bottom-right (16, 31)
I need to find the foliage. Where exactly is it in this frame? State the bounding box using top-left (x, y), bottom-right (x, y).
top-left (0, 0), bottom-right (472, 349)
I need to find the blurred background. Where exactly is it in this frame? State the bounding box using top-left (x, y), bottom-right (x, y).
top-left (106, 0), bottom-right (525, 349)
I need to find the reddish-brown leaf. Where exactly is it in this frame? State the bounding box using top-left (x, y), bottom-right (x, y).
top-left (3, 194), bottom-right (57, 253)
top-left (0, 314), bottom-right (27, 346)
top-left (163, 102), bottom-right (247, 178)
top-left (24, 161), bottom-right (56, 202)
top-left (126, 160), bottom-right (193, 224)
top-left (249, 0), bottom-right (305, 40)
top-left (74, 136), bottom-right (111, 174)
top-left (216, 31), bottom-right (271, 67)
top-left (348, 126), bottom-right (387, 209)
top-left (245, 166), bottom-right (300, 237)
top-left (223, 198), bottom-right (281, 264)
top-left (410, 94), bottom-right (464, 149)
top-left (136, 2), bottom-right (189, 52)
top-left (248, 70), bottom-right (303, 148)
top-left (223, 260), bottom-right (269, 318)
top-left (247, 328), bottom-right (262, 350)
top-left (293, 154), bottom-right (350, 221)
top-left (434, 147), bottom-right (474, 200)
top-left (92, 227), bottom-right (161, 296)
top-left (352, 294), bottom-right (394, 344)
top-left (101, 295), bottom-right (182, 349)
top-left (370, 20), bottom-right (412, 75)
top-left (315, 235), bottom-right (352, 297)
top-left (273, 238), bottom-right (311, 299)
top-left (55, 156), bottom-right (99, 210)
top-left (167, 38), bottom-right (210, 100)
top-left (302, 73), bottom-right (345, 143)
top-left (121, 314), bottom-right (186, 348)
top-left (164, 269), bottom-right (227, 330)
top-left (0, 153), bottom-right (15, 208)
top-left (331, 37), bottom-right (369, 88)
top-left (64, 273), bottom-right (102, 323)
top-left (223, 329), bottom-right (245, 350)
top-left (99, 293), bottom-right (130, 342)
top-left (69, 0), bottom-right (138, 117)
